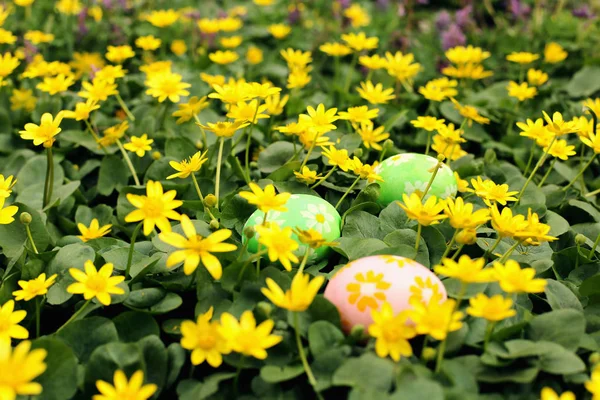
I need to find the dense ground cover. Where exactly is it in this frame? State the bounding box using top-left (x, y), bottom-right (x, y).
top-left (1, 0), bottom-right (600, 399)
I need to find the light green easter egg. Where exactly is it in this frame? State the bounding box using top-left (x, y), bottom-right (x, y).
top-left (374, 153), bottom-right (457, 206)
top-left (242, 194), bottom-right (342, 263)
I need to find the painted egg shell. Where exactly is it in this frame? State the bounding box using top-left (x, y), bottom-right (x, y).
top-left (373, 153), bottom-right (457, 206)
top-left (324, 255), bottom-right (447, 332)
top-left (242, 194), bottom-right (342, 263)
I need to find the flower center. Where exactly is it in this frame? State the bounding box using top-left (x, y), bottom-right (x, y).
top-left (315, 213), bottom-right (325, 223)
top-left (197, 333), bottom-right (217, 350)
top-left (86, 275), bottom-right (107, 292)
top-left (142, 198), bottom-right (164, 218)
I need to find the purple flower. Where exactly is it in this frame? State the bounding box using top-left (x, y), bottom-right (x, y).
top-left (376, 0), bottom-right (390, 10)
top-left (455, 5), bottom-right (473, 29)
top-left (338, 0), bottom-right (351, 9)
top-left (77, 8), bottom-right (88, 37)
top-left (509, 0), bottom-right (531, 19)
top-left (417, 0), bottom-right (429, 4)
top-left (435, 10), bottom-right (452, 31)
top-left (441, 24), bottom-right (466, 50)
top-left (288, 7), bottom-right (301, 24)
top-left (573, 5), bottom-right (595, 19)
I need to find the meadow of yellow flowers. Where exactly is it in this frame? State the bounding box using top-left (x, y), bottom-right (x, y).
top-left (1, 0), bottom-right (600, 399)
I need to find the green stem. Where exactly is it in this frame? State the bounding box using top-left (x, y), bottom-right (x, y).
top-left (517, 136), bottom-right (556, 202)
top-left (486, 236), bottom-right (502, 258)
top-left (43, 147), bottom-right (54, 208)
top-left (116, 139), bottom-right (141, 186)
top-left (483, 321), bottom-right (496, 350)
top-left (215, 137), bottom-right (225, 210)
top-left (415, 223), bottom-right (422, 252)
top-left (299, 140), bottom-right (317, 171)
top-left (424, 131), bottom-right (432, 155)
top-left (343, 52), bottom-right (358, 94)
top-left (537, 157), bottom-right (556, 187)
top-left (523, 141), bottom-right (536, 176)
top-left (115, 93), bottom-right (135, 121)
top-left (191, 174), bottom-right (217, 222)
top-left (440, 229), bottom-right (458, 259)
top-left (193, 115), bottom-right (208, 149)
top-left (335, 176), bottom-right (361, 209)
top-left (84, 119), bottom-right (108, 155)
top-left (421, 160), bottom-right (442, 199)
top-left (310, 166), bottom-right (336, 189)
top-left (233, 357), bottom-right (244, 396)
top-left (435, 283), bottom-right (467, 372)
top-left (298, 247), bottom-right (310, 274)
top-left (378, 145), bottom-right (388, 162)
top-left (498, 241), bottom-right (521, 263)
top-left (588, 233), bottom-right (600, 260)
top-left (56, 299), bottom-right (92, 333)
top-left (450, 244), bottom-right (464, 260)
top-left (563, 154), bottom-right (597, 191)
top-left (244, 102), bottom-right (261, 181)
top-left (294, 312), bottom-right (324, 400)
top-left (25, 224), bottom-right (38, 254)
top-left (125, 222), bottom-right (143, 279)
top-left (434, 339), bottom-right (447, 373)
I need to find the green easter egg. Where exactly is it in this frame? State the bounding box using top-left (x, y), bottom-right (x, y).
top-left (374, 153), bottom-right (457, 206)
top-left (242, 194), bottom-right (342, 263)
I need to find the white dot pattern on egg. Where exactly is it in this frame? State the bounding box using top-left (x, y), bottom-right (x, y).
top-left (324, 255), bottom-right (447, 332)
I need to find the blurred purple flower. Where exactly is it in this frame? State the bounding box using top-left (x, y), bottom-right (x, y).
top-left (376, 0), bottom-right (390, 10)
top-left (338, 0), bottom-right (351, 9)
top-left (573, 5), bottom-right (595, 19)
top-left (435, 10), bottom-right (452, 31)
top-left (455, 5), bottom-right (473, 29)
top-left (77, 8), bottom-right (88, 37)
top-left (441, 24), bottom-right (466, 50)
top-left (101, 0), bottom-right (113, 9)
top-left (509, 0), bottom-right (531, 19)
top-left (288, 7), bottom-right (301, 24)
top-left (417, 0), bottom-right (429, 4)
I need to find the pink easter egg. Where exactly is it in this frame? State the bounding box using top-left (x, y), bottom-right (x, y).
top-left (324, 255), bottom-right (447, 333)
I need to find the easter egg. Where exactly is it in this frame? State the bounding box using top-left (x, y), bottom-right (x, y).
top-left (373, 153), bottom-right (457, 206)
top-left (243, 194), bottom-right (342, 263)
top-left (324, 255), bottom-right (446, 332)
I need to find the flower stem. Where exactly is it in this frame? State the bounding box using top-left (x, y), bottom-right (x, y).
top-left (440, 229), bottom-right (458, 259)
top-left (191, 174), bottom-right (217, 221)
top-left (517, 136), bottom-right (556, 202)
top-left (421, 159), bottom-right (443, 199)
top-left (298, 247), bottom-right (310, 274)
top-left (498, 241), bottom-right (521, 263)
top-left (25, 224), bottom-right (38, 254)
top-left (335, 176), bottom-right (361, 209)
top-left (588, 232), bottom-right (600, 260)
top-left (84, 119), bottom-right (108, 155)
top-left (294, 312), bottom-right (324, 400)
top-left (310, 166), bottom-right (337, 189)
top-left (537, 157), bottom-right (557, 187)
top-left (244, 102), bottom-right (261, 182)
top-left (343, 52), bottom-right (358, 94)
top-left (116, 139), bottom-right (141, 186)
top-left (115, 93), bottom-right (135, 121)
top-left (451, 244), bottom-right (464, 260)
top-left (125, 222), bottom-right (143, 279)
top-left (43, 146), bottom-right (54, 208)
top-left (424, 130), bottom-right (432, 155)
top-left (299, 140), bottom-right (317, 171)
top-left (523, 141), bottom-right (536, 176)
top-left (215, 137), bottom-right (225, 210)
top-left (193, 115), bottom-right (208, 149)
top-left (415, 223), bottom-right (422, 252)
top-left (483, 321), bottom-right (497, 351)
top-left (563, 153), bottom-right (597, 191)
top-left (486, 236), bottom-right (502, 258)
top-left (56, 299), bottom-right (92, 333)
top-left (434, 339), bottom-right (446, 373)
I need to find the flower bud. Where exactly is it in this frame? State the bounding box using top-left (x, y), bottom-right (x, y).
top-left (244, 225), bottom-right (256, 239)
top-left (456, 229), bottom-right (477, 245)
top-left (383, 139), bottom-right (394, 149)
top-left (422, 347), bottom-right (437, 361)
top-left (249, 161), bottom-right (258, 169)
top-left (20, 212), bottom-right (32, 225)
top-left (209, 219), bottom-right (220, 230)
top-left (152, 151), bottom-right (161, 160)
top-left (195, 140), bottom-right (204, 150)
top-left (484, 148), bottom-right (497, 164)
top-left (353, 148), bottom-right (363, 158)
top-left (204, 194), bottom-right (217, 208)
top-left (72, 164), bottom-right (79, 171)
top-left (256, 301), bottom-right (273, 317)
top-left (349, 324), bottom-right (365, 341)
top-left (575, 233), bottom-right (587, 246)
top-left (590, 352), bottom-right (600, 366)
top-left (436, 154), bottom-right (446, 163)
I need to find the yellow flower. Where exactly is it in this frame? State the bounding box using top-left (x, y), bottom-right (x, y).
top-left (93, 370), bottom-right (157, 400)
top-left (582, 132), bottom-right (600, 154)
top-left (294, 166), bottom-right (322, 185)
top-left (338, 106), bottom-right (379, 126)
top-left (451, 98), bottom-right (490, 126)
top-left (24, 30), bottom-right (54, 45)
top-left (287, 67), bottom-right (312, 89)
top-left (124, 134), bottom-right (154, 157)
top-left (199, 120), bottom-right (249, 138)
top-left (418, 77), bottom-right (458, 101)
top-left (140, 60), bottom-right (172, 78)
top-left (513, 208), bottom-right (557, 246)
top-left (159, 215), bottom-right (236, 278)
top-left (490, 205), bottom-right (528, 239)
top-left (0, 300), bottom-right (28, 344)
top-left (168, 151), bottom-right (208, 180)
top-left (246, 82), bottom-right (281, 99)
top-left (410, 116), bottom-right (445, 132)
top-left (0, 340), bottom-right (47, 399)
top-left (0, 175), bottom-right (16, 200)
top-left (36, 73), bottom-right (74, 95)
top-left (398, 193), bottom-right (447, 226)
top-left (540, 387), bottom-right (575, 400)
top-left (507, 81), bottom-right (537, 101)
top-left (208, 83), bottom-right (250, 104)
top-left (77, 218), bottom-right (112, 242)
top-left (70, 51), bottom-right (105, 77)
top-left (88, 5), bottom-right (102, 22)
top-left (180, 307), bottom-right (231, 367)
top-left (171, 96), bottom-right (209, 124)
top-left (343, 3), bottom-right (370, 27)
top-left (227, 100), bottom-right (270, 123)
top-left (220, 36), bottom-right (242, 49)
top-left (63, 99), bottom-right (100, 121)
top-left (468, 176), bottom-right (518, 207)
top-left (19, 112), bottom-right (64, 148)
top-left (10, 88), bottom-right (36, 112)
top-left (384, 51), bottom-right (421, 83)
top-left (145, 9), bottom-right (179, 28)
top-left (516, 118), bottom-right (552, 144)
top-left (125, 180), bottom-right (182, 236)
top-left (68, 261), bottom-right (125, 306)
top-left (145, 71), bottom-right (191, 103)
top-left (350, 157), bottom-right (383, 182)
top-left (356, 121), bottom-right (389, 150)
top-left (135, 35), bottom-right (161, 51)
top-left (262, 272), bottom-right (324, 311)
top-left (219, 311), bottom-right (282, 359)
top-left (527, 68), bottom-right (548, 86)
top-left (170, 40), bottom-right (187, 56)
top-left (543, 111), bottom-right (579, 136)
top-left (356, 80), bottom-right (395, 104)
top-left (0, 28), bottom-right (16, 45)
top-left (255, 224), bottom-right (299, 271)
top-left (368, 302), bottom-right (415, 362)
top-left (56, 0), bottom-right (82, 15)
top-left (442, 63), bottom-right (493, 80)
top-left (321, 145), bottom-right (351, 171)
top-left (545, 139), bottom-right (576, 160)
top-left (359, 54), bottom-right (387, 70)
top-left (467, 294), bottom-right (516, 322)
top-left (544, 42), bottom-right (567, 64)
top-left (264, 92), bottom-right (288, 116)
top-left (445, 45), bottom-right (491, 65)
top-left (407, 298), bottom-right (463, 341)
top-left (78, 78), bottom-right (118, 102)
top-left (105, 45), bottom-right (135, 64)
top-left (444, 197), bottom-right (490, 229)
top-left (268, 23), bottom-right (291, 39)
top-left (583, 98), bottom-right (600, 119)
top-left (454, 172), bottom-right (469, 193)
top-left (13, 273), bottom-right (57, 302)
top-left (493, 260), bottom-right (547, 293)
top-left (298, 103), bottom-right (338, 134)
top-left (209, 50), bottom-right (238, 65)
top-left (239, 183), bottom-right (291, 213)
top-left (197, 18), bottom-right (220, 34)
top-left (280, 48), bottom-right (312, 69)
top-left (587, 365), bottom-right (600, 400)
top-left (254, 0), bottom-right (274, 5)
top-left (0, 200), bottom-right (18, 225)
top-left (506, 51), bottom-right (539, 64)
top-left (434, 255), bottom-right (495, 283)
top-left (319, 42), bottom-right (352, 57)
top-left (98, 121), bottom-right (128, 147)
top-left (341, 32), bottom-right (378, 51)
top-left (293, 227), bottom-right (338, 249)
top-left (14, 0), bottom-right (35, 6)
top-left (246, 46), bottom-right (263, 64)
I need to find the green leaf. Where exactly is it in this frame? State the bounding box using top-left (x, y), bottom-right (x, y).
top-left (565, 66), bottom-right (600, 97)
top-left (260, 364), bottom-right (305, 383)
top-left (165, 137), bottom-right (198, 160)
top-left (31, 337), bottom-right (78, 400)
top-left (308, 320), bottom-right (345, 355)
top-left (257, 141), bottom-right (296, 173)
top-left (177, 374), bottom-right (236, 400)
top-left (545, 279), bottom-right (583, 312)
top-left (0, 203), bottom-right (51, 258)
top-left (545, 211), bottom-right (570, 237)
top-left (85, 342), bottom-right (144, 392)
top-left (335, 237), bottom-right (389, 260)
top-left (165, 343), bottom-right (186, 389)
top-left (55, 316), bottom-right (119, 362)
top-left (113, 311), bottom-right (160, 342)
top-left (538, 342), bottom-right (586, 375)
top-left (137, 335), bottom-right (168, 393)
top-left (46, 243), bottom-right (96, 305)
top-left (391, 377), bottom-right (444, 400)
top-left (98, 155), bottom-right (130, 196)
top-left (333, 353), bottom-right (394, 392)
top-left (527, 309), bottom-right (585, 351)
top-left (343, 211), bottom-right (382, 239)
